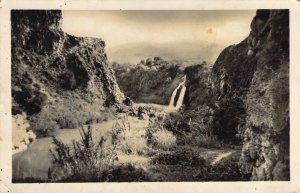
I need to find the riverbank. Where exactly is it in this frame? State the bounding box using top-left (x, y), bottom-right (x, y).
top-left (13, 110), bottom-right (243, 182)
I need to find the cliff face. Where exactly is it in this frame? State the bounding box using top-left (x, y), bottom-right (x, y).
top-left (242, 10), bottom-right (289, 180)
top-left (211, 10), bottom-right (289, 180)
top-left (183, 64), bottom-right (213, 110)
top-left (11, 10), bottom-right (124, 134)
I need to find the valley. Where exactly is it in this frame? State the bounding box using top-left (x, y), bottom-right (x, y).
top-left (11, 9), bottom-right (289, 182)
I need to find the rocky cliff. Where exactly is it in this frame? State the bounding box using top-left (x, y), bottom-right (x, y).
top-left (11, 10), bottom-right (124, 135)
top-left (112, 59), bottom-right (185, 105)
top-left (112, 59), bottom-right (212, 109)
top-left (211, 10), bottom-right (289, 180)
top-left (183, 63), bottom-right (213, 110)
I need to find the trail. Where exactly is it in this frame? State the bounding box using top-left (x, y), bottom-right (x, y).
top-left (211, 151), bottom-right (234, 165)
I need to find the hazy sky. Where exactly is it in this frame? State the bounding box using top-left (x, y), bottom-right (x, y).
top-left (61, 10), bottom-right (256, 63)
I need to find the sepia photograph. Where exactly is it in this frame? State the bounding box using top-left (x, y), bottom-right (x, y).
top-left (10, 9), bottom-right (290, 183)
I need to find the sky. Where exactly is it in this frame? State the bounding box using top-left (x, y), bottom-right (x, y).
top-left (61, 10), bottom-right (256, 63)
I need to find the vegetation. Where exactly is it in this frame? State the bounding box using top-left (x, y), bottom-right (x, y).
top-left (195, 151), bottom-right (251, 181)
top-left (163, 107), bottom-right (223, 148)
top-left (112, 115), bottom-right (149, 155)
top-left (146, 119), bottom-right (177, 150)
top-left (48, 116), bottom-right (157, 182)
top-left (49, 126), bottom-right (118, 181)
top-left (151, 147), bottom-right (206, 167)
top-left (30, 100), bottom-right (116, 137)
top-left (210, 98), bottom-right (246, 144)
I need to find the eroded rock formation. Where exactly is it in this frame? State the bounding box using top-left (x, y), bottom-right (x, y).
top-left (11, 10), bottom-right (124, 135)
top-left (211, 10), bottom-right (289, 180)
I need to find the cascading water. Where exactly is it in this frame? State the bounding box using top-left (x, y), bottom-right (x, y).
top-left (168, 75), bottom-right (186, 111)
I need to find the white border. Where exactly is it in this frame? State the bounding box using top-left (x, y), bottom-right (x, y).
top-left (1, 0), bottom-right (300, 193)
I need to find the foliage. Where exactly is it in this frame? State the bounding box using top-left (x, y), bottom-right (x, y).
top-left (146, 120), bottom-right (176, 150)
top-left (49, 125), bottom-right (118, 181)
top-left (210, 98), bottom-right (246, 143)
top-left (152, 129), bottom-right (176, 150)
top-left (30, 101), bottom-right (115, 137)
top-left (195, 152), bottom-right (250, 181)
top-left (12, 83), bottom-right (47, 115)
top-left (163, 106), bottom-right (222, 147)
top-left (151, 147), bottom-right (206, 167)
top-left (100, 164), bottom-right (154, 182)
top-left (113, 115), bottom-right (148, 155)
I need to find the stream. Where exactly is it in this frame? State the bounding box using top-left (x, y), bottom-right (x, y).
top-left (12, 76), bottom-right (188, 181)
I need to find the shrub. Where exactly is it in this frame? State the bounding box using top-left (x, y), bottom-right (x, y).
top-left (210, 98), bottom-right (246, 144)
top-left (49, 126), bottom-right (118, 181)
top-left (146, 118), bottom-right (175, 149)
top-left (152, 129), bottom-right (176, 150)
top-left (162, 107), bottom-right (220, 148)
top-left (30, 100), bottom-right (115, 137)
top-left (112, 115), bottom-right (148, 155)
top-left (100, 164), bottom-right (154, 182)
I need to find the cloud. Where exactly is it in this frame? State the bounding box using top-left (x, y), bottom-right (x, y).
top-left (61, 10), bottom-right (256, 62)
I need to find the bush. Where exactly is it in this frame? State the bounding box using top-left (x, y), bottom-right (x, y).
top-left (162, 107), bottom-right (221, 148)
top-left (100, 164), bottom-right (154, 182)
top-left (30, 100), bottom-right (115, 137)
top-left (113, 115), bottom-right (148, 155)
top-left (152, 129), bottom-right (176, 150)
top-left (146, 118), bottom-right (177, 150)
top-left (210, 98), bottom-right (246, 144)
top-left (49, 126), bottom-right (118, 181)
top-left (12, 83), bottom-right (47, 115)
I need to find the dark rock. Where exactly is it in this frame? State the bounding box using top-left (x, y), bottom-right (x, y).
top-left (210, 9), bottom-right (289, 180)
top-left (123, 97), bottom-right (133, 106)
top-left (11, 10), bottom-right (124, 122)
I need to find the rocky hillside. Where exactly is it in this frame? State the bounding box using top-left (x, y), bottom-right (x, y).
top-left (210, 10), bottom-right (289, 180)
top-left (11, 10), bottom-right (124, 136)
top-left (112, 58), bottom-right (212, 108)
top-left (112, 58), bottom-right (185, 105)
top-left (183, 63), bottom-right (213, 110)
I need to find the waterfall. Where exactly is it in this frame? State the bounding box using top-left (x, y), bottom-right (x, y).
top-left (168, 75), bottom-right (186, 110)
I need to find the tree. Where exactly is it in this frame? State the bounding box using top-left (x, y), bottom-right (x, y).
top-left (145, 58), bottom-right (153, 67)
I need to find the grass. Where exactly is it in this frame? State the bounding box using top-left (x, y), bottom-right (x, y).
top-left (14, 110), bottom-right (246, 182)
top-left (113, 115), bottom-right (149, 155)
top-left (151, 146), bottom-right (206, 167)
top-left (146, 118), bottom-right (177, 150)
top-left (194, 151), bottom-right (251, 181)
top-left (29, 100), bottom-right (116, 137)
top-left (48, 126), bottom-right (118, 181)
top-left (151, 129), bottom-right (176, 150)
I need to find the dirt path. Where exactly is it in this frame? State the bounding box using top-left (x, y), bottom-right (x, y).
top-left (211, 151), bottom-right (235, 165)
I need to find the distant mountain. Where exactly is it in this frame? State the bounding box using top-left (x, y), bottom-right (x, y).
top-left (106, 41), bottom-right (222, 64)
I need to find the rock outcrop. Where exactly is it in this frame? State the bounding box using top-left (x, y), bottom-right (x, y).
top-left (183, 63), bottom-right (213, 110)
top-left (11, 10), bottom-right (124, 135)
top-left (211, 10), bottom-right (289, 180)
top-left (12, 114), bottom-right (36, 154)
